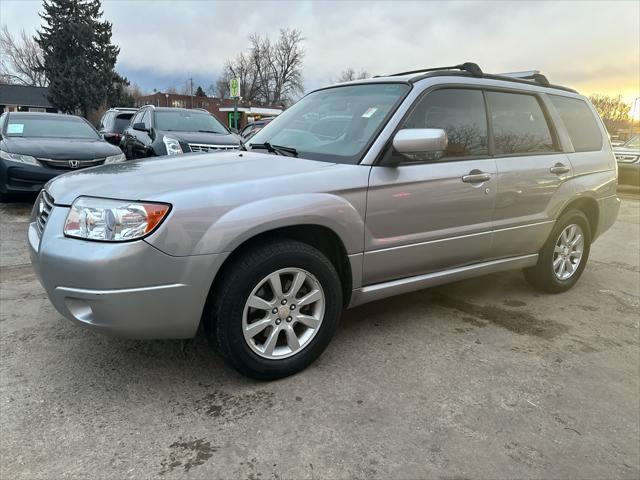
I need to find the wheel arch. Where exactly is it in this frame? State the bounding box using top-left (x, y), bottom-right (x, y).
top-left (208, 223), bottom-right (354, 310)
top-left (557, 195), bottom-right (599, 238)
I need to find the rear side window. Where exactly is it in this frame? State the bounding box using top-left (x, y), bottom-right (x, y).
top-left (403, 89), bottom-right (488, 158)
top-left (549, 95), bottom-right (603, 152)
top-left (486, 92), bottom-right (555, 155)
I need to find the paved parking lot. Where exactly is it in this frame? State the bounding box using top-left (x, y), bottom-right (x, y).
top-left (1, 190), bottom-right (639, 479)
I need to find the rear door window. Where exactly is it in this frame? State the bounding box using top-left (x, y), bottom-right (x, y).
top-left (486, 91), bottom-right (555, 155)
top-left (402, 88), bottom-right (489, 159)
top-left (549, 95), bottom-right (603, 152)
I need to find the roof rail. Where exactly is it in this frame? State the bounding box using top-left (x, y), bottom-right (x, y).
top-left (385, 62), bottom-right (483, 78)
top-left (141, 104), bottom-right (156, 109)
top-left (498, 70), bottom-right (551, 87)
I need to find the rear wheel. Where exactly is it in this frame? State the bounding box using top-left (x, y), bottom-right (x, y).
top-left (523, 209), bottom-right (591, 293)
top-left (205, 240), bottom-right (343, 380)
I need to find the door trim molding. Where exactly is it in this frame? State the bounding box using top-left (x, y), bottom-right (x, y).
top-left (348, 254), bottom-right (538, 307)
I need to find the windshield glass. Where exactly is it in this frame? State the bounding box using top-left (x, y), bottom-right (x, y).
top-left (248, 83), bottom-right (410, 163)
top-left (624, 135), bottom-right (640, 148)
top-left (5, 115), bottom-right (99, 139)
top-left (155, 111), bottom-right (228, 133)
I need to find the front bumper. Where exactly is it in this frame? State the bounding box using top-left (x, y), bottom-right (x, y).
top-left (0, 159), bottom-right (61, 194)
top-left (28, 203), bottom-right (227, 339)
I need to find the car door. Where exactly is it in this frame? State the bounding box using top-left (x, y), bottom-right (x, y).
top-left (130, 109), bottom-right (153, 159)
top-left (486, 90), bottom-right (572, 258)
top-left (122, 110), bottom-right (143, 159)
top-left (364, 88), bottom-right (497, 285)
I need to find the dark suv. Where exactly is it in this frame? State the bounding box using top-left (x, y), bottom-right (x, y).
top-left (120, 106), bottom-right (240, 159)
top-left (97, 108), bottom-right (137, 146)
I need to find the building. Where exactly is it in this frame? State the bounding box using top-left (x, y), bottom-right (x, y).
top-left (135, 91), bottom-right (284, 129)
top-left (0, 84), bottom-right (58, 113)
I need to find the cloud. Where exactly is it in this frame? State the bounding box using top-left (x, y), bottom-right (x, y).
top-left (1, 0), bottom-right (638, 99)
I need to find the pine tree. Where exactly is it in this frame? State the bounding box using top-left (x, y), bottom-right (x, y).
top-left (36, 0), bottom-right (119, 116)
top-left (195, 85), bottom-right (206, 97)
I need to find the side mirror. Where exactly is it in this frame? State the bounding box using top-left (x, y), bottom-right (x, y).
top-left (132, 122), bottom-right (148, 132)
top-left (392, 128), bottom-right (448, 161)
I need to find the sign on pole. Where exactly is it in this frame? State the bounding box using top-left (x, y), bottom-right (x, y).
top-left (230, 78), bottom-right (240, 130)
top-left (230, 78), bottom-right (241, 98)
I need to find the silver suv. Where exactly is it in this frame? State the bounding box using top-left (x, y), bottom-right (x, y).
top-left (28, 63), bottom-right (620, 380)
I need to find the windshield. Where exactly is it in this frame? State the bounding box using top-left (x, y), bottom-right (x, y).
top-left (155, 111), bottom-right (228, 134)
top-left (248, 83), bottom-right (410, 163)
top-left (624, 135), bottom-right (640, 148)
top-left (5, 115), bottom-right (99, 139)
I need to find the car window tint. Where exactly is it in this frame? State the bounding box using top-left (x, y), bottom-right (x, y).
top-left (155, 111), bottom-right (227, 133)
top-left (113, 113), bottom-right (134, 133)
top-left (403, 89), bottom-right (488, 158)
top-left (486, 92), bottom-right (555, 155)
top-left (549, 95), bottom-right (603, 152)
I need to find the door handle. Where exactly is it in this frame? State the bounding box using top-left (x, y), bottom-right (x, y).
top-left (462, 170), bottom-right (492, 183)
top-left (550, 163), bottom-right (570, 175)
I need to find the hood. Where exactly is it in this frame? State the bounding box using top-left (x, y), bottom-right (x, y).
top-left (160, 130), bottom-right (240, 146)
top-left (1, 137), bottom-right (121, 160)
top-left (46, 151), bottom-right (336, 205)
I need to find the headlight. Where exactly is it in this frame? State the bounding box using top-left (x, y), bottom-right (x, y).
top-left (0, 149), bottom-right (40, 166)
top-left (104, 153), bottom-right (126, 164)
top-left (64, 196), bottom-right (171, 242)
top-left (163, 136), bottom-right (183, 156)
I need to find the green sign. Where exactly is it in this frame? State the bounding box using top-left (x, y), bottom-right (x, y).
top-left (230, 78), bottom-right (240, 98)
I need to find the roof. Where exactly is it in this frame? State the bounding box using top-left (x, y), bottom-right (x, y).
top-left (0, 84), bottom-right (54, 108)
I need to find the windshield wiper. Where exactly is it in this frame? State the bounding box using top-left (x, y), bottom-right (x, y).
top-left (249, 142), bottom-right (298, 157)
top-left (198, 130), bottom-right (223, 134)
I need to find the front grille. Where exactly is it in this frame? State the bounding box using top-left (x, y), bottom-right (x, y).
top-left (37, 158), bottom-right (105, 169)
top-left (36, 190), bottom-right (54, 235)
top-left (188, 143), bottom-right (239, 153)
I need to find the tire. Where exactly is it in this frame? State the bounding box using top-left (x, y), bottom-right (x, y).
top-left (523, 209), bottom-right (591, 293)
top-left (204, 240), bottom-right (343, 380)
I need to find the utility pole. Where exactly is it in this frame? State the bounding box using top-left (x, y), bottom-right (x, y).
top-left (189, 77), bottom-right (193, 109)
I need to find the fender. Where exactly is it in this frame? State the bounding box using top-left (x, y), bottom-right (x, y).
top-left (148, 192), bottom-right (367, 257)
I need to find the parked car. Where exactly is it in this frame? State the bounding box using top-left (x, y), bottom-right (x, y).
top-left (240, 117), bottom-right (274, 140)
top-left (29, 63), bottom-right (619, 380)
top-left (120, 106), bottom-right (240, 159)
top-left (0, 112), bottom-right (125, 200)
top-left (97, 107), bottom-right (137, 146)
top-left (613, 135), bottom-right (639, 186)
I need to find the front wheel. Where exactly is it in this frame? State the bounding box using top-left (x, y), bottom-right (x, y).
top-left (523, 209), bottom-right (591, 293)
top-left (205, 240), bottom-right (343, 380)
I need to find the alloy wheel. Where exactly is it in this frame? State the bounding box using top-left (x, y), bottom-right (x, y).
top-left (552, 223), bottom-right (584, 281)
top-left (242, 267), bottom-right (325, 359)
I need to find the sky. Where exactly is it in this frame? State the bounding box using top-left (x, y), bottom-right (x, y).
top-left (1, 0), bottom-right (638, 104)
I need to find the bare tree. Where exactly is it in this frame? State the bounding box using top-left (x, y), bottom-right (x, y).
top-left (268, 29), bottom-right (305, 104)
top-left (219, 28), bottom-right (304, 105)
top-left (589, 94), bottom-right (632, 132)
top-left (336, 67), bottom-right (370, 83)
top-left (0, 26), bottom-right (47, 86)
